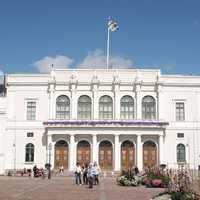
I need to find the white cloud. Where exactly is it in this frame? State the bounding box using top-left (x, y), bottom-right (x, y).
top-left (33, 50), bottom-right (133, 72)
top-left (33, 55), bottom-right (74, 73)
top-left (77, 49), bottom-right (133, 69)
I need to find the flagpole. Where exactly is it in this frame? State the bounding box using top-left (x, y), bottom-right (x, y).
top-left (106, 24), bottom-right (110, 70)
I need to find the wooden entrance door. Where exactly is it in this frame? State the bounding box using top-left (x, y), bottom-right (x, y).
top-left (121, 141), bottom-right (135, 170)
top-left (77, 140), bottom-right (90, 166)
top-left (143, 141), bottom-right (157, 168)
top-left (54, 140), bottom-right (68, 169)
top-left (99, 141), bottom-right (113, 170)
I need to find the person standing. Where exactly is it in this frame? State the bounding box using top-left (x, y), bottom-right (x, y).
top-left (75, 163), bottom-right (82, 185)
top-left (93, 162), bottom-right (101, 185)
top-left (82, 164), bottom-right (88, 185)
top-left (59, 165), bottom-right (64, 175)
top-left (33, 165), bottom-right (37, 177)
top-left (87, 163), bottom-right (95, 188)
top-left (134, 166), bottom-right (139, 175)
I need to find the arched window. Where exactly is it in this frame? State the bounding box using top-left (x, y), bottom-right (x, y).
top-left (142, 96), bottom-right (156, 120)
top-left (25, 143), bottom-right (34, 162)
top-left (56, 95), bottom-right (70, 119)
top-left (99, 95), bottom-right (113, 119)
top-left (120, 95), bottom-right (134, 119)
top-left (177, 144), bottom-right (186, 163)
top-left (78, 95), bottom-right (92, 119)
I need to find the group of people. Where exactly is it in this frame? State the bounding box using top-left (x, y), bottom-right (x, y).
top-left (33, 165), bottom-right (48, 178)
top-left (75, 162), bottom-right (101, 188)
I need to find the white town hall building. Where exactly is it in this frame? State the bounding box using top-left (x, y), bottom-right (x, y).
top-left (0, 68), bottom-right (200, 174)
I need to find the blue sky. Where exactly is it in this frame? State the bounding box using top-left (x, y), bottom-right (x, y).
top-left (0, 0), bottom-right (200, 74)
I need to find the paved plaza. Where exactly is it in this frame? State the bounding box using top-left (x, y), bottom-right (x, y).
top-left (0, 176), bottom-right (164, 200)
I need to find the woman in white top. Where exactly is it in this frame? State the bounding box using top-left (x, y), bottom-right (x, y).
top-left (75, 163), bottom-right (82, 185)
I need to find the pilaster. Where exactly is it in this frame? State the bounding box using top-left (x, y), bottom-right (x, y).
top-left (156, 82), bottom-right (163, 120)
top-left (137, 134), bottom-right (143, 170)
top-left (92, 75), bottom-right (99, 120)
top-left (69, 134), bottom-right (75, 171)
top-left (48, 82), bottom-right (55, 119)
top-left (92, 134), bottom-right (98, 163)
top-left (70, 74), bottom-right (77, 120)
top-left (135, 82), bottom-right (142, 120)
top-left (114, 134), bottom-right (120, 171)
top-left (113, 75), bottom-right (120, 119)
top-left (159, 134), bottom-right (164, 165)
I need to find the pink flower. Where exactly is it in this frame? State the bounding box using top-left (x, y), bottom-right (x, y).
top-left (152, 179), bottom-right (162, 187)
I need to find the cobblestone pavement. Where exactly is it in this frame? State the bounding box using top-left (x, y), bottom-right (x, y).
top-left (0, 176), bottom-right (164, 200)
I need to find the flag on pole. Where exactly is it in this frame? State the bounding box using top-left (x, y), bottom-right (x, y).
top-left (108, 20), bottom-right (119, 32)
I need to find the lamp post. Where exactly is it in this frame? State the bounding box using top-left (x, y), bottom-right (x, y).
top-left (48, 143), bottom-right (52, 179)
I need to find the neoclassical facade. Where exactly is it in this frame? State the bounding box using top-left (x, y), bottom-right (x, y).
top-left (0, 69), bottom-right (200, 174)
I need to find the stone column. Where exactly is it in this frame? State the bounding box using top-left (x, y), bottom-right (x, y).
top-left (137, 134), bottom-right (143, 170)
top-left (159, 134), bottom-right (164, 165)
top-left (47, 134), bottom-right (53, 167)
top-left (114, 134), bottom-right (120, 171)
top-left (92, 134), bottom-right (98, 163)
top-left (69, 134), bottom-right (75, 171)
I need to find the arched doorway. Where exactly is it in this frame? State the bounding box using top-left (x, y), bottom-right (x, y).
top-left (54, 140), bottom-right (68, 169)
top-left (77, 140), bottom-right (91, 166)
top-left (121, 140), bottom-right (135, 170)
top-left (99, 140), bottom-right (113, 170)
top-left (143, 141), bottom-right (157, 168)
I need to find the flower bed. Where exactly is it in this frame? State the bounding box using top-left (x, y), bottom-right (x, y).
top-left (142, 168), bottom-right (170, 188)
top-left (152, 170), bottom-right (200, 200)
top-left (152, 191), bottom-right (200, 200)
top-left (116, 169), bottom-right (141, 187)
top-left (117, 175), bottom-right (140, 186)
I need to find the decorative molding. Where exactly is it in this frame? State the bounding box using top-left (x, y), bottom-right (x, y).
top-left (43, 119), bottom-right (169, 127)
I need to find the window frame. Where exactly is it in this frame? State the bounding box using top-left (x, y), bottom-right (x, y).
top-left (99, 95), bottom-right (113, 120)
top-left (56, 95), bottom-right (70, 120)
top-left (25, 143), bottom-right (34, 163)
top-left (77, 95), bottom-right (92, 120)
top-left (27, 132), bottom-right (34, 137)
top-left (26, 100), bottom-right (37, 121)
top-left (175, 102), bottom-right (185, 121)
top-left (120, 95), bottom-right (134, 119)
top-left (177, 143), bottom-right (186, 163)
top-left (142, 95), bottom-right (156, 120)
top-left (177, 133), bottom-right (184, 138)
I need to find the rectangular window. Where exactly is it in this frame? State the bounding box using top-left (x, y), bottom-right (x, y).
top-left (177, 133), bottom-right (184, 138)
top-left (176, 102), bottom-right (185, 121)
top-left (27, 132), bottom-right (34, 137)
top-left (27, 101), bottom-right (36, 120)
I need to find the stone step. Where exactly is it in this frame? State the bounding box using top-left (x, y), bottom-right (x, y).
top-left (52, 170), bottom-right (121, 177)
